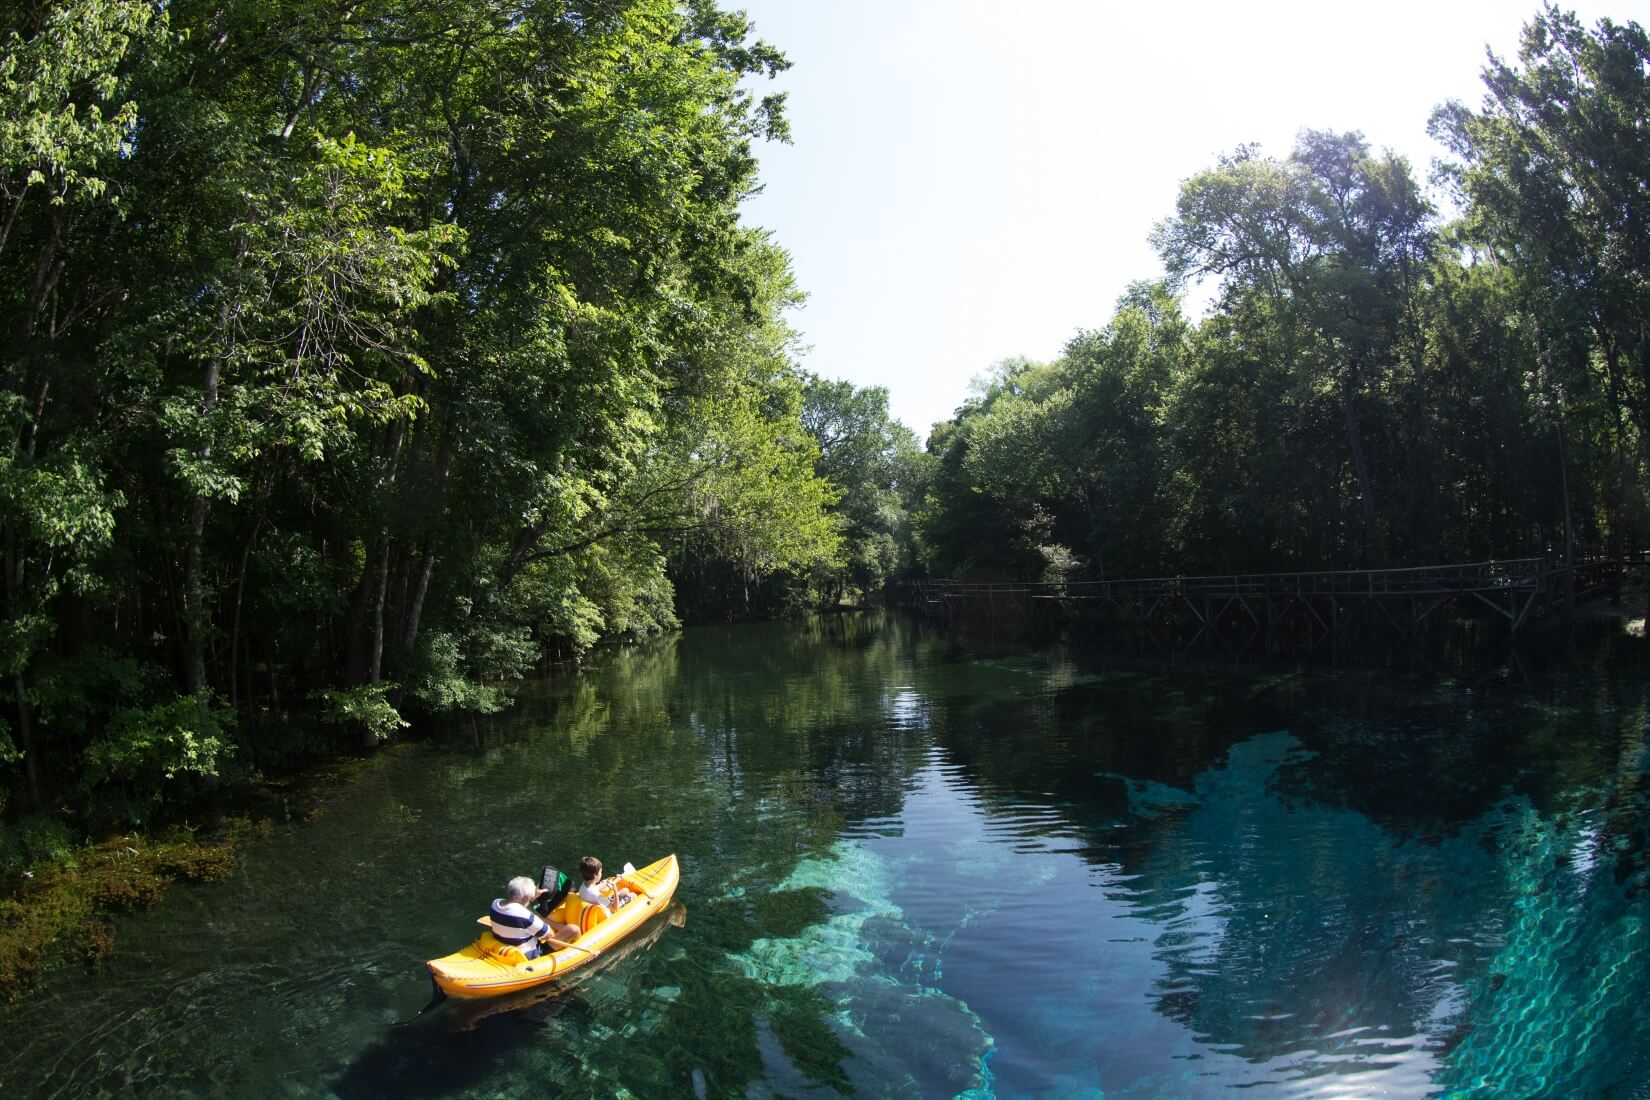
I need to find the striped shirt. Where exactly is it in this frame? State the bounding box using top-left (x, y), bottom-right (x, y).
top-left (489, 899), bottom-right (547, 947)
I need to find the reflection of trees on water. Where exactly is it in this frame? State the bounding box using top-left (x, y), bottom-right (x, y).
top-left (419, 613), bottom-right (1650, 1095)
top-left (451, 612), bottom-right (968, 1096)
top-left (908, 637), bottom-right (1650, 1090)
top-left (8, 611), bottom-right (1643, 1097)
top-left (340, 613), bottom-right (1650, 1096)
top-left (1102, 734), bottom-right (1486, 1072)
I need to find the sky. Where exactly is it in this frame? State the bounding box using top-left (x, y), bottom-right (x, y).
top-left (733, 0), bottom-right (1633, 439)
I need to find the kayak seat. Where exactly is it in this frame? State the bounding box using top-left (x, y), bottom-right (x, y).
top-left (535, 895), bottom-right (606, 939)
top-left (579, 901), bottom-right (610, 934)
top-left (477, 930), bottom-right (531, 963)
top-left (556, 893), bottom-right (611, 934)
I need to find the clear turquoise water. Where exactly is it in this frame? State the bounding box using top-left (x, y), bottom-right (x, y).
top-left (2, 613), bottom-right (1647, 1098)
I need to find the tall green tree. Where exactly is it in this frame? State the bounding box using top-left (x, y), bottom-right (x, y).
top-left (0, 1), bottom-right (162, 808)
top-left (1432, 4), bottom-right (1650, 557)
top-left (1153, 132), bottom-right (1435, 563)
top-left (800, 376), bottom-right (923, 601)
top-left (0, 0), bottom-right (843, 829)
top-left (956, 284), bottom-right (1183, 579)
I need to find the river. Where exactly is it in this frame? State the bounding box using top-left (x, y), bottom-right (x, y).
top-left (2, 613), bottom-right (1647, 1098)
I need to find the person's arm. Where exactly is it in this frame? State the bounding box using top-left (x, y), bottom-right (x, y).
top-left (579, 881), bottom-right (617, 911)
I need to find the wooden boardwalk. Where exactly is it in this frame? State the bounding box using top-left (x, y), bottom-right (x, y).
top-left (909, 555), bottom-right (1648, 636)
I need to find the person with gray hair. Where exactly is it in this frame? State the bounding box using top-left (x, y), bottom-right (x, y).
top-left (489, 874), bottom-right (580, 958)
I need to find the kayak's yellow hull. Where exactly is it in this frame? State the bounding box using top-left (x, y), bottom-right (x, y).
top-left (426, 854), bottom-right (680, 999)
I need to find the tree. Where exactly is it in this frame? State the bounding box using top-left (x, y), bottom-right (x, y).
top-left (0, 1), bottom-right (160, 808)
top-left (0, 0), bottom-right (843, 825)
top-left (947, 285), bottom-right (1182, 580)
top-left (800, 377), bottom-right (923, 601)
top-left (1432, 4), bottom-right (1650, 558)
top-left (1154, 133), bottom-right (1435, 563)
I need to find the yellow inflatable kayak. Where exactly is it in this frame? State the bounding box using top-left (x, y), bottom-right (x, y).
top-left (426, 854), bottom-right (680, 999)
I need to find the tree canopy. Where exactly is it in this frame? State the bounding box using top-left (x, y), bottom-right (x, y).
top-left (0, 0), bottom-right (844, 838)
top-left (917, 6), bottom-right (1647, 587)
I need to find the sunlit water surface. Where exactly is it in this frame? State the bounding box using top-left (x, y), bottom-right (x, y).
top-left (2, 614), bottom-right (1648, 1098)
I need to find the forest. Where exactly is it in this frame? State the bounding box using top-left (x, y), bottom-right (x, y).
top-left (1, 1), bottom-right (1646, 860)
top-left (920, 9), bottom-right (1650, 585)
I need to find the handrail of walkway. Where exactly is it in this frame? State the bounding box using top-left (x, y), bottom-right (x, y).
top-left (908, 553), bottom-right (1648, 602)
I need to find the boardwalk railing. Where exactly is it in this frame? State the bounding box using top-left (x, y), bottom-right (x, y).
top-left (909, 554), bottom-right (1649, 635)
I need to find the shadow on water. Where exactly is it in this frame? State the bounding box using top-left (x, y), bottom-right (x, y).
top-left (332, 904), bottom-right (685, 1098)
top-left (332, 1001), bottom-right (579, 1100)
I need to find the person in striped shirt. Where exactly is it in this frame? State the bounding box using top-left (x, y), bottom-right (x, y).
top-left (489, 875), bottom-right (580, 958)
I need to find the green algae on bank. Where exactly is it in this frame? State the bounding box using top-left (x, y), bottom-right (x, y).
top-left (0, 744), bottom-right (405, 1001)
top-left (0, 826), bottom-right (243, 1001)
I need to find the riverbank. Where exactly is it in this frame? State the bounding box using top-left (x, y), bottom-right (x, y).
top-left (0, 826), bottom-right (243, 1000)
top-left (0, 749), bottom-right (395, 1001)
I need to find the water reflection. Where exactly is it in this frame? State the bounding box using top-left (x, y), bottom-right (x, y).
top-left (0, 612), bottom-right (1644, 1097)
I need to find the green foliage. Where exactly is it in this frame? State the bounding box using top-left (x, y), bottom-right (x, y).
top-left (0, 0), bottom-right (158, 219)
top-left (778, 375), bottom-right (926, 606)
top-left (0, 0), bottom-right (850, 827)
top-left (81, 695), bottom-right (234, 824)
top-left (314, 684), bottom-right (407, 745)
top-left (921, 9), bottom-right (1649, 579)
top-left (0, 816), bottom-right (74, 876)
top-left (408, 633), bottom-right (509, 716)
top-left (1432, 5), bottom-right (1649, 514)
top-left (924, 285), bottom-right (1183, 579)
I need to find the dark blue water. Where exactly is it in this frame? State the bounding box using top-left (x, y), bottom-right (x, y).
top-left (2, 613), bottom-right (1646, 1097)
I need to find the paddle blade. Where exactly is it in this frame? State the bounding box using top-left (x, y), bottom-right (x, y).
top-left (414, 975), bottom-right (448, 1018)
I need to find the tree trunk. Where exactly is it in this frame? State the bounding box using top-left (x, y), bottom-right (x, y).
top-left (1080, 481), bottom-right (1105, 581)
top-left (184, 293), bottom-right (232, 700)
top-left (399, 534), bottom-right (437, 667)
top-left (1339, 375), bottom-right (1379, 564)
top-left (349, 416), bottom-right (411, 684)
top-left (343, 536), bottom-right (378, 684)
top-left (227, 515), bottom-right (263, 707)
top-left (389, 545), bottom-right (412, 662)
top-left (368, 535), bottom-right (391, 685)
top-left (1556, 413), bottom-right (1576, 621)
top-left (11, 670), bottom-right (40, 811)
top-left (395, 419), bottom-right (452, 666)
top-left (5, 531), bottom-right (41, 810)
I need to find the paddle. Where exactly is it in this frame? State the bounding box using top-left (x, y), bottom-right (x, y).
top-left (412, 977), bottom-right (447, 1018)
top-left (475, 915), bottom-right (600, 957)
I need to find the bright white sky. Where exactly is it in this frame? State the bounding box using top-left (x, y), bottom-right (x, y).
top-left (735, 0), bottom-right (1631, 439)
